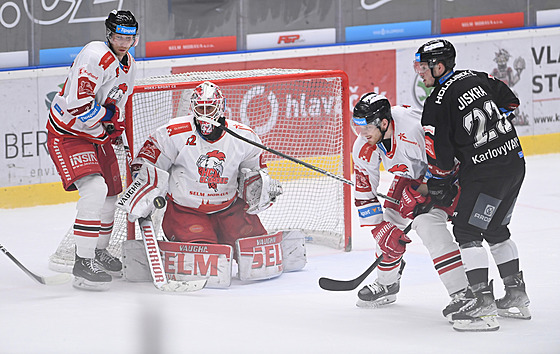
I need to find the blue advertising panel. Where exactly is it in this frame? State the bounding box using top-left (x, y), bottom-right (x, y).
top-left (40, 46), bottom-right (136, 66)
top-left (346, 20), bottom-right (431, 42)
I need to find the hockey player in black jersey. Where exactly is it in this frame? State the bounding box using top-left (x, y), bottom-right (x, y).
top-left (414, 39), bottom-right (530, 332)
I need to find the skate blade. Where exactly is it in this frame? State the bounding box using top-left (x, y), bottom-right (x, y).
top-left (498, 306), bottom-right (531, 320)
top-left (72, 277), bottom-right (111, 291)
top-left (356, 295), bottom-right (397, 309)
top-left (453, 315), bottom-right (500, 332)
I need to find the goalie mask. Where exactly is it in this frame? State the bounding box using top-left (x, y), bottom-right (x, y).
top-left (191, 81), bottom-right (226, 142)
top-left (105, 10), bottom-right (139, 50)
top-left (352, 92), bottom-right (392, 140)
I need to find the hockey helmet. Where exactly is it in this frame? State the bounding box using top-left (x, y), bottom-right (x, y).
top-left (414, 39), bottom-right (456, 74)
top-left (353, 92), bottom-right (392, 127)
top-left (105, 10), bottom-right (138, 46)
top-left (191, 81), bottom-right (226, 141)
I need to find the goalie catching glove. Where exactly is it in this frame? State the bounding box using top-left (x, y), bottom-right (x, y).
top-left (238, 168), bottom-right (283, 214)
top-left (116, 164), bottom-right (169, 222)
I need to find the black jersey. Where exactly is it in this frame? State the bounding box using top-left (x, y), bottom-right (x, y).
top-left (421, 69), bottom-right (524, 181)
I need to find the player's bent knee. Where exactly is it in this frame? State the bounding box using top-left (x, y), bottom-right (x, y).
top-left (75, 174), bottom-right (108, 211)
top-left (413, 208), bottom-right (457, 253)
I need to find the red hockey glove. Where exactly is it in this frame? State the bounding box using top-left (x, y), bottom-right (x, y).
top-left (399, 185), bottom-right (429, 219)
top-left (101, 104), bottom-right (124, 142)
top-left (371, 221), bottom-right (411, 260)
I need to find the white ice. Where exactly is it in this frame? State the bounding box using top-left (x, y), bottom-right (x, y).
top-left (1, 153), bottom-right (559, 354)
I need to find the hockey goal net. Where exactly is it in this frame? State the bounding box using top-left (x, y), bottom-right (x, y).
top-left (49, 68), bottom-right (352, 272)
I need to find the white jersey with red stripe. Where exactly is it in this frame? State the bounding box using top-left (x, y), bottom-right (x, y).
top-left (133, 115), bottom-right (266, 214)
top-left (352, 104), bottom-right (427, 203)
top-left (47, 41), bottom-right (136, 144)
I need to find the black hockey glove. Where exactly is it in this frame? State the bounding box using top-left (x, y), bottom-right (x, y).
top-left (427, 176), bottom-right (458, 207)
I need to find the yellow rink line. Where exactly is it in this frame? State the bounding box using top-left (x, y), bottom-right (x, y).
top-left (1, 132), bottom-right (559, 209)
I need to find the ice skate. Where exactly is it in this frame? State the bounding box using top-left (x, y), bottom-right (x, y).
top-left (95, 248), bottom-right (123, 277)
top-left (496, 271), bottom-right (531, 320)
top-left (73, 255), bottom-right (112, 291)
top-left (452, 280), bottom-right (499, 332)
top-left (356, 260), bottom-right (405, 308)
top-left (442, 288), bottom-right (469, 323)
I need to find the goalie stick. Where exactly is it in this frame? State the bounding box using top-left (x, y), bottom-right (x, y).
top-left (138, 215), bottom-right (207, 292)
top-left (114, 135), bottom-right (200, 292)
top-left (1, 243), bottom-right (72, 285)
top-left (318, 200), bottom-right (435, 291)
top-left (196, 116), bottom-right (399, 204)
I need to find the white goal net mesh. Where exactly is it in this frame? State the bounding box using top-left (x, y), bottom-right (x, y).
top-left (49, 69), bottom-right (352, 272)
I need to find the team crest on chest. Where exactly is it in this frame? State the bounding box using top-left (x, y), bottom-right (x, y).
top-left (197, 150), bottom-right (229, 191)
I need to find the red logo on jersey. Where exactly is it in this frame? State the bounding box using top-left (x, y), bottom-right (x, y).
top-left (354, 169), bottom-right (372, 193)
top-left (99, 51), bottom-right (115, 70)
top-left (77, 77), bottom-right (96, 99)
top-left (425, 136), bottom-right (436, 160)
top-left (104, 83), bottom-right (129, 106)
top-left (388, 164), bottom-right (409, 174)
top-left (398, 132), bottom-right (418, 146)
top-left (137, 139), bottom-right (161, 164)
top-left (197, 150), bottom-right (229, 191)
top-left (167, 122), bottom-right (193, 136)
top-left (358, 143), bottom-right (376, 162)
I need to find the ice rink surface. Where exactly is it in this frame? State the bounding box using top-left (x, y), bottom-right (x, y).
top-left (1, 153), bottom-right (559, 354)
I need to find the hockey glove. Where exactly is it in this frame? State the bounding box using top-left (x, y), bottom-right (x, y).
top-left (427, 176), bottom-right (458, 207)
top-left (399, 185), bottom-right (429, 219)
top-left (101, 104), bottom-right (124, 142)
top-left (238, 168), bottom-right (283, 214)
top-left (371, 221), bottom-right (411, 260)
top-left (116, 164), bottom-right (169, 223)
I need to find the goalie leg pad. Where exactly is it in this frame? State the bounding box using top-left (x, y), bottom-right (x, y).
top-left (159, 241), bottom-right (233, 288)
top-left (123, 240), bottom-right (233, 288)
top-left (281, 230), bottom-right (307, 272)
top-left (122, 240), bottom-right (152, 282)
top-left (236, 232), bottom-right (283, 281)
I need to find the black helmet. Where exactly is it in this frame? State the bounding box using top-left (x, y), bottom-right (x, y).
top-left (415, 39), bottom-right (456, 71)
top-left (352, 92), bottom-right (392, 128)
top-left (105, 10), bottom-right (138, 38)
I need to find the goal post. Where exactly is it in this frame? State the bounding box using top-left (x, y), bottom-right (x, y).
top-left (49, 68), bottom-right (352, 273)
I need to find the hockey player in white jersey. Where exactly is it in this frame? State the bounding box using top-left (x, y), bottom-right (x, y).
top-left (46, 10), bottom-right (138, 290)
top-left (121, 81), bottom-right (288, 285)
top-left (351, 92), bottom-right (468, 319)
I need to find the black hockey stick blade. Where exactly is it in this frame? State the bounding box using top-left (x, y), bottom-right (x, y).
top-left (319, 255), bottom-right (384, 291)
top-left (0, 243), bottom-right (72, 285)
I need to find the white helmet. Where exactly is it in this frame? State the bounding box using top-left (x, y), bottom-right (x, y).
top-left (190, 81), bottom-right (226, 140)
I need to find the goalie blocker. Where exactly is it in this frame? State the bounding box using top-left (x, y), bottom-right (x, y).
top-left (122, 231), bottom-right (306, 287)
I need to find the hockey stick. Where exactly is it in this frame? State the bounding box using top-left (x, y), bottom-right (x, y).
top-left (198, 117), bottom-right (353, 186)
top-left (318, 201), bottom-right (434, 291)
top-left (197, 117), bottom-right (400, 204)
top-left (138, 215), bottom-right (207, 292)
top-left (115, 134), bottom-right (203, 292)
top-left (0, 243), bottom-right (72, 285)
